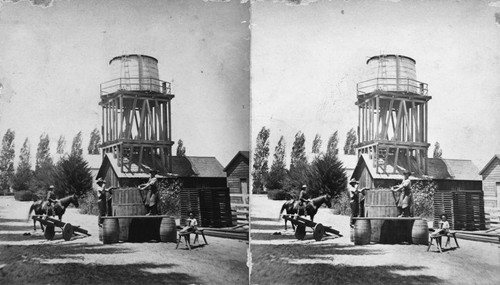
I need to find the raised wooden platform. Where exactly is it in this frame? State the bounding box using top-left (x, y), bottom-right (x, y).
top-left (352, 217), bottom-right (423, 244)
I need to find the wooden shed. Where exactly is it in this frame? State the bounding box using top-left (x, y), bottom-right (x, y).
top-left (479, 154), bottom-right (500, 210)
top-left (224, 151), bottom-right (249, 208)
top-left (351, 154), bottom-right (485, 230)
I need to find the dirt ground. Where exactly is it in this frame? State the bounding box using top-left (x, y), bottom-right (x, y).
top-left (0, 196), bottom-right (248, 285)
top-left (249, 194), bottom-right (500, 285)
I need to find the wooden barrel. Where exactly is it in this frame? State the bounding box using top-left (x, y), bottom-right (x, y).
top-left (160, 217), bottom-right (177, 242)
top-left (112, 188), bottom-right (147, 241)
top-left (102, 219), bottom-right (119, 244)
top-left (411, 219), bottom-right (429, 245)
top-left (365, 190), bottom-right (399, 242)
top-left (354, 219), bottom-right (371, 245)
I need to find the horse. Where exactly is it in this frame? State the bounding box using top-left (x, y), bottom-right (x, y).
top-left (28, 194), bottom-right (79, 231)
top-left (279, 194), bottom-right (332, 230)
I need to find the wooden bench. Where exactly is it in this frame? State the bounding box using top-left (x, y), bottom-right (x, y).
top-left (427, 231), bottom-right (459, 253)
top-left (176, 229), bottom-right (208, 250)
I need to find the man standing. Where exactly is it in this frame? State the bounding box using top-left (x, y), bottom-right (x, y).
top-left (139, 169), bottom-right (159, 215)
top-left (96, 178), bottom-right (114, 226)
top-left (392, 171), bottom-right (412, 217)
top-left (348, 179), bottom-right (368, 227)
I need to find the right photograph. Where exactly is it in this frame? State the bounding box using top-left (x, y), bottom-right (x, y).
top-left (249, 1), bottom-right (500, 285)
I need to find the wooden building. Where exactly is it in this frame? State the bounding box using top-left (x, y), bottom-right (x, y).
top-left (479, 154), bottom-right (500, 210)
top-left (224, 151), bottom-right (249, 208)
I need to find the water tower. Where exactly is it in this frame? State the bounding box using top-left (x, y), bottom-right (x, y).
top-left (356, 54), bottom-right (431, 176)
top-left (99, 54), bottom-right (174, 175)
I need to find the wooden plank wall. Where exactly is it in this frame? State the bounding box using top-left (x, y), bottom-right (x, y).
top-left (226, 157), bottom-right (249, 207)
top-left (481, 158), bottom-right (500, 209)
top-left (434, 191), bottom-right (485, 230)
top-left (181, 188), bottom-right (232, 228)
top-left (180, 188), bottom-right (201, 227)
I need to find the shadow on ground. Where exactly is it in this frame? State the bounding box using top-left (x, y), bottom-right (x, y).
top-left (0, 216), bottom-right (201, 285)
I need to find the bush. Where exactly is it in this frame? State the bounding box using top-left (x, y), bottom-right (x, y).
top-left (412, 180), bottom-right (437, 219)
top-left (267, 189), bottom-right (290, 200)
top-left (14, 190), bottom-right (34, 201)
top-left (332, 190), bottom-right (351, 216)
top-left (159, 179), bottom-right (182, 218)
top-left (79, 190), bottom-right (99, 215)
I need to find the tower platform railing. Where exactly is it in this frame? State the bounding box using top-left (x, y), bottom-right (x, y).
top-left (357, 77), bottom-right (428, 96)
top-left (100, 77), bottom-right (172, 96)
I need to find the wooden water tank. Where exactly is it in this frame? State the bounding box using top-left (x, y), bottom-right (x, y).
top-left (364, 189), bottom-right (399, 243)
top-left (112, 188), bottom-right (147, 241)
top-left (108, 54), bottom-right (161, 93)
top-left (365, 54), bottom-right (418, 93)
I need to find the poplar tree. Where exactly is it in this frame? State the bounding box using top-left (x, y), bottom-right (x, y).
top-left (0, 129), bottom-right (15, 191)
top-left (252, 127), bottom-right (270, 193)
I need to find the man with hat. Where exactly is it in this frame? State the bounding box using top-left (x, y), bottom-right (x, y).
top-left (96, 178), bottom-right (114, 226)
top-left (139, 169), bottom-right (160, 215)
top-left (348, 178), bottom-right (368, 227)
top-left (392, 171), bottom-right (413, 217)
top-left (45, 185), bottom-right (57, 216)
top-left (298, 184), bottom-right (310, 216)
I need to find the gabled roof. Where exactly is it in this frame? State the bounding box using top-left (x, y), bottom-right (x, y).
top-left (183, 156), bottom-right (226, 178)
top-left (353, 154), bottom-right (482, 181)
top-left (98, 153), bottom-right (225, 179)
top-left (223, 151), bottom-right (250, 171)
top-left (479, 154), bottom-right (500, 175)
top-left (432, 158), bottom-right (481, 181)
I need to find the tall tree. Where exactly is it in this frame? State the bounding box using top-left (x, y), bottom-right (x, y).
top-left (53, 152), bottom-right (93, 198)
top-left (36, 133), bottom-right (52, 172)
top-left (265, 136), bottom-right (288, 190)
top-left (252, 127), bottom-right (270, 193)
top-left (71, 131), bottom-right (83, 157)
top-left (34, 133), bottom-right (54, 193)
top-left (12, 138), bottom-right (33, 191)
top-left (0, 129), bottom-right (15, 191)
top-left (288, 131), bottom-right (308, 190)
top-left (176, 139), bottom-right (186, 156)
top-left (433, 142), bottom-right (443, 158)
top-left (312, 134), bottom-right (322, 154)
top-left (56, 135), bottom-right (66, 155)
top-left (326, 131), bottom-right (339, 156)
top-left (87, 128), bottom-right (101, 155)
top-left (307, 152), bottom-right (347, 199)
top-left (344, 128), bottom-right (357, 155)
top-left (290, 131), bottom-right (307, 171)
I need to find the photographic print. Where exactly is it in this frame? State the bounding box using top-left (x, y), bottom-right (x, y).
top-left (0, 0), bottom-right (249, 284)
top-left (249, 0), bottom-right (500, 284)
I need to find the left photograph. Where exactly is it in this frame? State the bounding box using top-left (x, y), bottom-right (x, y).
top-left (0, 0), bottom-right (250, 284)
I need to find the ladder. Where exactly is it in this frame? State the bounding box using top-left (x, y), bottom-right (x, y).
top-left (377, 54), bottom-right (387, 91)
top-left (121, 54), bottom-right (131, 90)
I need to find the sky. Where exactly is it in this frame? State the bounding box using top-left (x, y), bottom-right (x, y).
top-left (0, 0), bottom-right (250, 167)
top-left (251, 0), bottom-right (500, 170)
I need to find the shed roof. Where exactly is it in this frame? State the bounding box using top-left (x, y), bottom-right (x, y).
top-left (353, 154), bottom-right (481, 181)
top-left (223, 151), bottom-right (250, 171)
top-left (479, 154), bottom-right (500, 175)
top-left (98, 154), bottom-right (225, 179)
